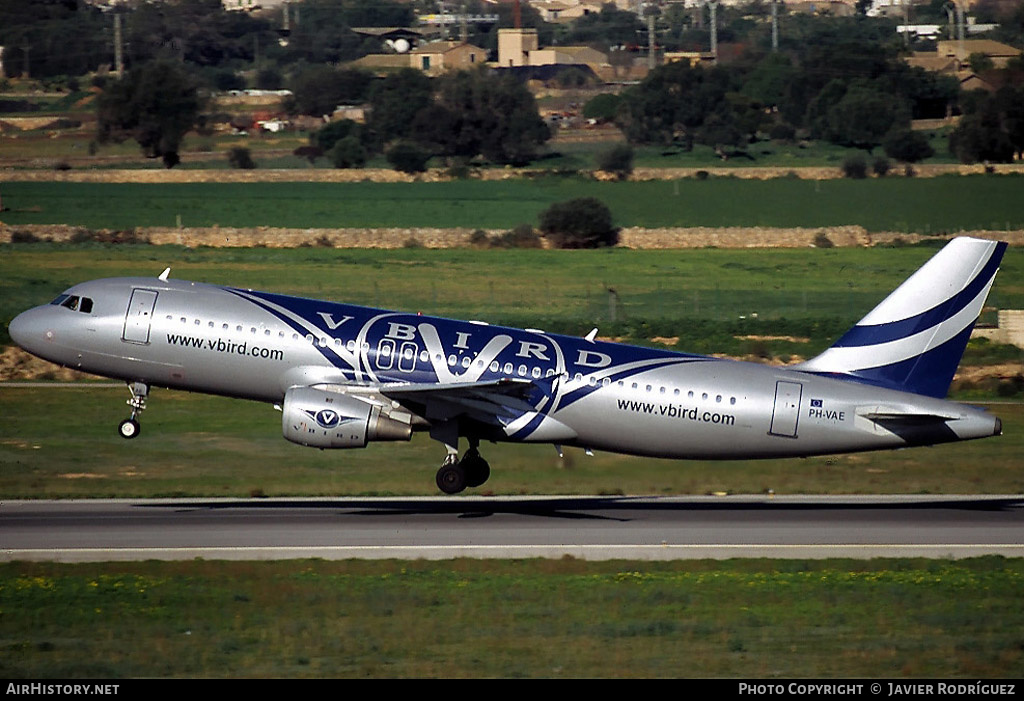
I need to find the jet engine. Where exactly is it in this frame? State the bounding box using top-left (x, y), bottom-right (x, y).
top-left (282, 387), bottom-right (412, 449)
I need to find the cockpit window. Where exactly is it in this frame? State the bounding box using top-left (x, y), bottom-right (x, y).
top-left (53, 295), bottom-right (94, 314)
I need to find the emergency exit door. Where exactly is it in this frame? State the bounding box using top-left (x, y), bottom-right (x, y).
top-left (769, 380), bottom-right (802, 438)
top-left (122, 289), bottom-right (158, 344)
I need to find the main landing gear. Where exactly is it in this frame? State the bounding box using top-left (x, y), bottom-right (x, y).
top-left (435, 440), bottom-right (491, 495)
top-left (118, 381), bottom-right (149, 439)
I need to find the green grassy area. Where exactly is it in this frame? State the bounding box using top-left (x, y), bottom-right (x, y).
top-left (1, 386), bottom-right (1019, 498)
top-left (538, 133), bottom-right (962, 171)
top-left (2, 558), bottom-right (1021, 678)
top-left (3, 176), bottom-right (1024, 232)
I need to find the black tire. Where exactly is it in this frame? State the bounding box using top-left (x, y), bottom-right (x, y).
top-left (118, 419), bottom-right (141, 440)
top-left (436, 462), bottom-right (467, 494)
top-left (464, 457), bottom-right (491, 488)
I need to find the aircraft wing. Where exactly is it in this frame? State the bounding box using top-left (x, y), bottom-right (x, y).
top-left (379, 377), bottom-right (540, 423)
top-left (365, 376), bottom-right (576, 441)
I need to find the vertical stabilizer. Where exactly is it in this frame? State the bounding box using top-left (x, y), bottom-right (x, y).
top-left (796, 237), bottom-right (1007, 398)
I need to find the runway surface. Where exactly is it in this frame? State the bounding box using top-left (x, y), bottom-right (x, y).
top-left (3, 495), bottom-right (1024, 561)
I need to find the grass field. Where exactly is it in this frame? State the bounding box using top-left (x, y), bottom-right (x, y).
top-left (0, 386), bottom-right (1019, 498)
top-left (3, 176), bottom-right (1024, 232)
top-left (2, 558), bottom-right (1022, 678)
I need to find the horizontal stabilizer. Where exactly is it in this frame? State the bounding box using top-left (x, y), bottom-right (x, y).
top-left (859, 411), bottom-right (958, 423)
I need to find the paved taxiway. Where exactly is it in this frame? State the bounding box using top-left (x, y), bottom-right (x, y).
top-left (3, 495), bottom-right (1023, 561)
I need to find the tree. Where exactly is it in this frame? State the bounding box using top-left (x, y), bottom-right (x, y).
top-left (228, 146), bottom-right (256, 169)
top-left (287, 66), bottom-right (373, 117)
top-left (596, 143), bottom-right (634, 180)
top-left (539, 198), bottom-right (619, 249)
top-left (883, 129), bottom-right (934, 163)
top-left (313, 119), bottom-right (363, 153)
top-left (386, 141), bottom-right (430, 173)
top-left (949, 86), bottom-right (1024, 163)
top-left (618, 62), bottom-right (700, 146)
top-left (331, 136), bottom-right (367, 169)
top-left (0, 0), bottom-right (110, 78)
top-left (97, 60), bottom-right (205, 168)
top-left (414, 69), bottom-right (551, 166)
top-left (583, 93), bottom-right (624, 123)
top-left (821, 83), bottom-right (911, 151)
top-left (840, 153), bottom-right (868, 179)
top-left (366, 69), bottom-right (433, 148)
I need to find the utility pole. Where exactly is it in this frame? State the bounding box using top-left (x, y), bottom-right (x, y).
top-left (707, 1), bottom-right (719, 60)
top-left (902, 0), bottom-right (910, 48)
top-left (645, 5), bottom-right (660, 70)
top-left (956, 0), bottom-right (965, 56)
top-left (114, 12), bottom-right (124, 79)
top-left (771, 0), bottom-right (779, 52)
top-left (283, 2), bottom-right (289, 33)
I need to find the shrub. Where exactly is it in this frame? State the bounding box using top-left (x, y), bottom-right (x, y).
top-left (468, 229), bottom-right (490, 247)
top-left (539, 198), bottom-right (619, 249)
top-left (314, 119), bottom-right (361, 152)
top-left (596, 143), bottom-right (634, 180)
top-left (228, 147), bottom-right (256, 169)
top-left (10, 230), bottom-right (41, 243)
top-left (883, 128), bottom-right (934, 163)
top-left (492, 224), bottom-right (542, 249)
top-left (330, 136), bottom-right (366, 169)
top-left (769, 123), bottom-right (796, 142)
top-left (872, 156), bottom-right (891, 177)
top-left (582, 93), bottom-right (623, 123)
top-left (293, 145), bottom-right (324, 163)
top-left (840, 154), bottom-right (868, 179)
top-left (386, 141), bottom-right (430, 174)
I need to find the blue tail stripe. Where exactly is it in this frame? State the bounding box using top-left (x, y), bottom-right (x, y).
top-left (840, 325), bottom-right (976, 398)
top-left (832, 242), bottom-right (1005, 348)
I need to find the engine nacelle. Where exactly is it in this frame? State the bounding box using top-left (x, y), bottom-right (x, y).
top-left (282, 387), bottom-right (412, 449)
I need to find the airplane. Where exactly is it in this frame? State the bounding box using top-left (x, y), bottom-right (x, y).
top-left (7, 236), bottom-right (1006, 494)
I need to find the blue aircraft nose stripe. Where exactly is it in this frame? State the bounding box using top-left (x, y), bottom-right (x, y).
top-left (224, 288), bottom-right (354, 372)
top-left (832, 242), bottom-right (1005, 348)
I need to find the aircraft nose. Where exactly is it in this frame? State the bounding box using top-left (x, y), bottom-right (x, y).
top-left (8, 307), bottom-right (52, 354)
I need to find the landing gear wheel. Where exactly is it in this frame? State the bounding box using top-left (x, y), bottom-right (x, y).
top-left (463, 456), bottom-right (491, 488)
top-left (436, 461), bottom-right (467, 495)
top-left (118, 418), bottom-right (141, 440)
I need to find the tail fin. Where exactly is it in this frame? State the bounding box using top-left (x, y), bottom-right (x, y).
top-left (797, 237), bottom-right (1007, 398)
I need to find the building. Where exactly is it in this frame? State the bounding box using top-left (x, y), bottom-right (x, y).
top-left (664, 51), bottom-right (717, 68)
top-left (498, 28), bottom-right (540, 67)
top-left (936, 39), bottom-right (1023, 70)
top-left (409, 41), bottom-right (488, 75)
top-left (497, 28), bottom-right (610, 73)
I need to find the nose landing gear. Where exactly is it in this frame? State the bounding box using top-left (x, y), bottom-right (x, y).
top-left (118, 382), bottom-right (149, 439)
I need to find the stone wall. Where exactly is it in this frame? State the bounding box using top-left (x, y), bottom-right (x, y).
top-left (3, 222), bottom-right (1023, 249)
top-left (3, 162), bottom-right (1024, 184)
